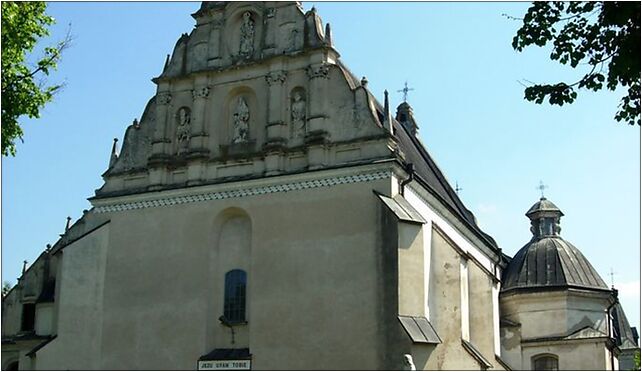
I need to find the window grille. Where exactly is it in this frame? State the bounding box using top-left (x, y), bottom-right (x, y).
top-left (532, 354), bottom-right (558, 370)
top-left (223, 270), bottom-right (246, 323)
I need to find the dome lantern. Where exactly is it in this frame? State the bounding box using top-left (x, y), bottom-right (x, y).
top-left (525, 197), bottom-right (564, 238)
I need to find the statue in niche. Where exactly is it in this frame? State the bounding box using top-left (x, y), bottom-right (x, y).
top-left (239, 12), bottom-right (255, 58)
top-left (291, 91), bottom-right (306, 138)
top-left (232, 97), bottom-right (250, 144)
top-left (176, 107), bottom-right (191, 154)
top-left (287, 28), bottom-right (298, 51)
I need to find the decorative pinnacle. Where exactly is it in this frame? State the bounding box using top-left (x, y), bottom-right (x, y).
top-left (109, 138), bottom-right (119, 168)
top-left (22, 260), bottom-right (28, 275)
top-left (65, 216), bottom-right (72, 232)
top-left (537, 180), bottom-right (548, 198)
top-left (324, 23), bottom-right (332, 46)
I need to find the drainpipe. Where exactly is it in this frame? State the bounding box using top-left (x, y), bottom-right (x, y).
top-left (606, 288), bottom-right (619, 371)
top-left (400, 163), bottom-right (414, 196)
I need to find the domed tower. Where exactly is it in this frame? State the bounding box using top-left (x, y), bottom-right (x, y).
top-left (499, 197), bottom-right (618, 370)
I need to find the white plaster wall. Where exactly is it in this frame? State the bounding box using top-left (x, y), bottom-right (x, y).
top-left (522, 341), bottom-right (609, 370)
top-left (34, 303), bottom-right (53, 336)
top-left (35, 224), bottom-right (110, 370)
top-left (69, 173), bottom-right (393, 370)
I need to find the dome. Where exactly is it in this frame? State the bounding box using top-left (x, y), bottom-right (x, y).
top-left (501, 197), bottom-right (608, 293)
top-left (501, 237), bottom-right (608, 293)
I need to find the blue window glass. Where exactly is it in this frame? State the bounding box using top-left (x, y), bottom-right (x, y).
top-left (223, 269), bottom-right (246, 323)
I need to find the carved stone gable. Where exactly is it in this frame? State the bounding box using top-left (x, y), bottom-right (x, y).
top-left (97, 2), bottom-right (392, 198)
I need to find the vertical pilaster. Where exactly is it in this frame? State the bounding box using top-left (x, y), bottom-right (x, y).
top-left (305, 63), bottom-right (330, 169)
top-left (186, 81), bottom-right (210, 186)
top-left (149, 90), bottom-right (172, 189)
top-left (265, 70), bottom-right (287, 146)
top-left (305, 63), bottom-right (330, 139)
top-left (189, 82), bottom-right (210, 157)
top-left (151, 90), bottom-right (172, 159)
top-left (264, 70), bottom-right (287, 175)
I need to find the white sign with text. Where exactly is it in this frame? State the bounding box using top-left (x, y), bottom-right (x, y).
top-left (198, 360), bottom-right (251, 370)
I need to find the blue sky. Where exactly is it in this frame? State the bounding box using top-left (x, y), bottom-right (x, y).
top-left (2, 2), bottom-right (640, 330)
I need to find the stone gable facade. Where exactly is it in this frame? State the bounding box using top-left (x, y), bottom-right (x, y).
top-left (2, 2), bottom-right (637, 371)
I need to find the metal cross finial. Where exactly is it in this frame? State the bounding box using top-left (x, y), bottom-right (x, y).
top-left (397, 81), bottom-right (414, 102)
top-left (537, 180), bottom-right (548, 198)
top-left (455, 181), bottom-right (463, 194)
top-left (609, 267), bottom-right (616, 288)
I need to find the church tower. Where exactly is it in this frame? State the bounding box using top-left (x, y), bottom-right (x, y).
top-left (499, 197), bottom-right (619, 370)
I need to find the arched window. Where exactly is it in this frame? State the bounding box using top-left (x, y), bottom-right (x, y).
top-left (532, 354), bottom-right (558, 370)
top-left (223, 269), bottom-right (247, 323)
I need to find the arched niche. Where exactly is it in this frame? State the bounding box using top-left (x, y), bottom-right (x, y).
top-left (223, 6), bottom-right (264, 61)
top-left (3, 359), bottom-right (19, 370)
top-left (220, 87), bottom-right (260, 148)
top-left (207, 207), bottom-right (252, 348)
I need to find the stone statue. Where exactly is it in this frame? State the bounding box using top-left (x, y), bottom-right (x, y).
top-left (232, 97), bottom-right (250, 144)
top-left (239, 12), bottom-right (255, 58)
top-left (403, 354), bottom-right (416, 371)
top-left (291, 91), bottom-right (306, 138)
top-left (288, 29), bottom-right (298, 51)
top-left (176, 107), bottom-right (191, 153)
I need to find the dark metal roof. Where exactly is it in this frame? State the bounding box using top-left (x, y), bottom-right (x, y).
top-left (199, 348), bottom-right (251, 361)
top-left (376, 192), bottom-right (426, 225)
top-left (501, 237), bottom-right (608, 293)
top-left (398, 316), bottom-right (441, 344)
top-left (521, 326), bottom-right (608, 344)
top-left (25, 336), bottom-right (56, 357)
top-left (526, 197), bottom-right (564, 217)
top-left (392, 118), bottom-right (498, 251)
top-left (612, 303), bottom-right (639, 349)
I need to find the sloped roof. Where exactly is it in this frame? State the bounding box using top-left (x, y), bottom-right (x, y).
top-left (526, 197), bottom-right (564, 217)
top-left (391, 116), bottom-right (499, 251)
top-left (612, 302), bottom-right (639, 350)
top-left (501, 237), bottom-right (608, 293)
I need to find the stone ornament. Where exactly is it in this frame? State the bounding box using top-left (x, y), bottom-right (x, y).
top-left (239, 12), bottom-right (255, 58)
top-left (291, 91), bottom-right (306, 138)
top-left (176, 107), bottom-right (191, 153)
top-left (192, 86), bottom-right (210, 99)
top-left (266, 7), bottom-right (275, 18)
top-left (94, 170), bottom-right (391, 213)
top-left (232, 97), bottom-right (250, 144)
top-left (157, 92), bottom-right (172, 105)
top-left (306, 63), bottom-right (330, 80)
top-left (265, 71), bottom-right (287, 86)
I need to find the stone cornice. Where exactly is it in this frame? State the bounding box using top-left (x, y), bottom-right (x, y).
top-left (92, 164), bottom-right (393, 214)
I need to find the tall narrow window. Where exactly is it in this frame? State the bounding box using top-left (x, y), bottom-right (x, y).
top-left (21, 303), bottom-right (36, 332)
top-left (223, 269), bottom-right (247, 323)
top-left (532, 354), bottom-right (558, 370)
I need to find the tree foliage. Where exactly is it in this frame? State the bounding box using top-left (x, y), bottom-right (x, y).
top-left (512, 2), bottom-right (640, 125)
top-left (2, 281), bottom-right (11, 298)
top-left (1, 2), bottom-right (68, 156)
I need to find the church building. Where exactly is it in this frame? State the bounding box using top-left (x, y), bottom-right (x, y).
top-left (2, 2), bottom-right (638, 370)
